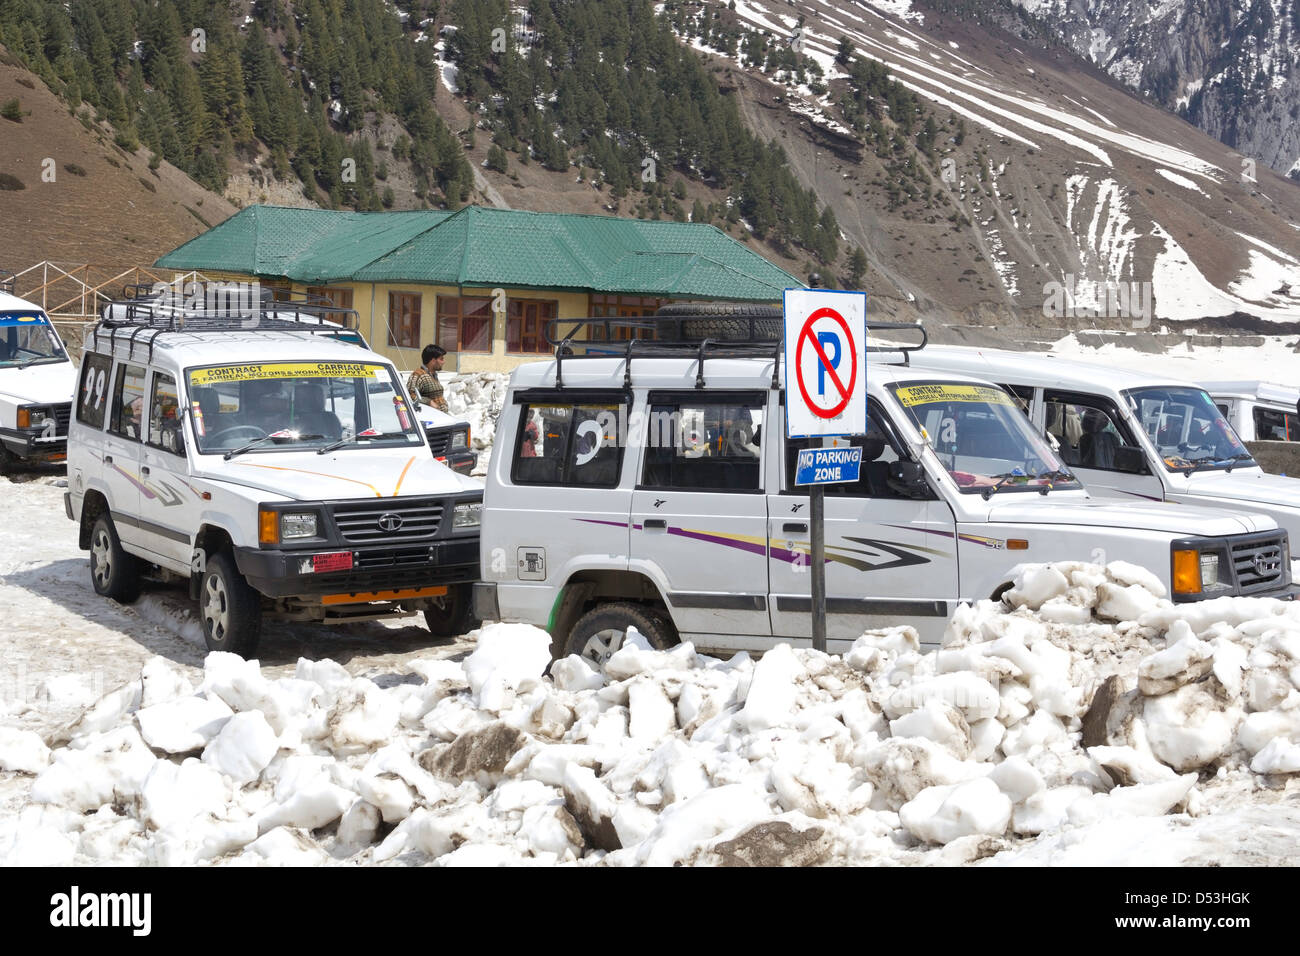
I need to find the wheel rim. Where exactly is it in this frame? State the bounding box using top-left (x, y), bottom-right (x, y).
top-left (202, 573), bottom-right (230, 644)
top-left (91, 527), bottom-right (112, 588)
top-left (578, 627), bottom-right (627, 667)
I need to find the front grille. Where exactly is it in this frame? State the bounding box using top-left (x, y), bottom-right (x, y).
top-left (1232, 536), bottom-right (1287, 593)
top-left (331, 497), bottom-right (443, 544)
top-left (426, 428), bottom-right (450, 457)
top-left (53, 403), bottom-right (71, 436)
top-left (355, 546), bottom-right (433, 570)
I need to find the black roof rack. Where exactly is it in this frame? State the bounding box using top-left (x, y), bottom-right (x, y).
top-left (0, 270), bottom-right (15, 295)
top-left (542, 314), bottom-right (927, 390)
top-left (90, 291), bottom-right (361, 364)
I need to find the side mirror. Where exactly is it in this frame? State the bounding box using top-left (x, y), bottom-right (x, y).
top-left (161, 421), bottom-right (186, 456)
top-left (887, 460), bottom-right (934, 499)
top-left (1114, 445), bottom-right (1147, 474)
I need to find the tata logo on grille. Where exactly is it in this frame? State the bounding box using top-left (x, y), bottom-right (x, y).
top-left (377, 513), bottom-right (404, 533)
top-left (1254, 551), bottom-right (1281, 575)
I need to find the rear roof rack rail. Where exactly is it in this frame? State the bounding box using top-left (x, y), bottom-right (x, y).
top-left (90, 293), bottom-right (360, 364)
top-left (0, 270), bottom-right (15, 295)
top-left (542, 314), bottom-right (927, 389)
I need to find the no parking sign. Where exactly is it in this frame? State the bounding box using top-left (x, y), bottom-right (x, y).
top-left (783, 289), bottom-right (867, 438)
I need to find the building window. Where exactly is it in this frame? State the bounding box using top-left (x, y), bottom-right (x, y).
top-left (589, 294), bottom-right (663, 341)
top-left (507, 299), bottom-right (557, 354)
top-left (436, 296), bottom-right (493, 353)
top-left (307, 286), bottom-right (354, 320)
top-left (388, 292), bottom-right (421, 349)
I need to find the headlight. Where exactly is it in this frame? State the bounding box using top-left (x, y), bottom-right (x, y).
top-left (451, 428), bottom-right (469, 450)
top-left (1199, 553), bottom-right (1219, 588)
top-left (281, 512), bottom-right (318, 539)
top-left (453, 501), bottom-right (482, 529)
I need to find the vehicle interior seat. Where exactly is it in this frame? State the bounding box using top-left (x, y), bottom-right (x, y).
top-left (1079, 409), bottom-right (1121, 469)
top-left (293, 382), bottom-right (343, 440)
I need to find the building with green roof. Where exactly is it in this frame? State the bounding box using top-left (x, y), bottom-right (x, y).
top-left (155, 204), bottom-right (798, 372)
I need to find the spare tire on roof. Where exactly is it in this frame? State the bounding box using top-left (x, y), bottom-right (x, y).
top-left (653, 302), bottom-right (782, 341)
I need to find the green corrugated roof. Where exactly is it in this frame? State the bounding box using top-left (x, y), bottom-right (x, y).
top-left (156, 205), bottom-right (797, 300)
top-left (155, 206), bottom-right (455, 283)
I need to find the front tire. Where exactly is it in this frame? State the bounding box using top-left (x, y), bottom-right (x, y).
top-left (199, 552), bottom-right (262, 658)
top-left (423, 584), bottom-right (479, 637)
top-left (89, 513), bottom-right (141, 603)
top-left (564, 602), bottom-right (678, 668)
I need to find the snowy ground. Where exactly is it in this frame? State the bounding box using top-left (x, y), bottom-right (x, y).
top-left (2, 474), bottom-right (1300, 866)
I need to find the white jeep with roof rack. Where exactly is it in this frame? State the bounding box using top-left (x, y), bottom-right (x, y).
top-left (474, 310), bottom-right (1295, 664)
top-left (67, 294), bottom-right (483, 658)
top-left (0, 270), bottom-right (77, 472)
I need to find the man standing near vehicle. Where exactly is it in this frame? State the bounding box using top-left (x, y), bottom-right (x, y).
top-left (408, 344), bottom-right (450, 413)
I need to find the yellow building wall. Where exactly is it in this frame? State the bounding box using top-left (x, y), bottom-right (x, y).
top-left (171, 271), bottom-right (591, 375)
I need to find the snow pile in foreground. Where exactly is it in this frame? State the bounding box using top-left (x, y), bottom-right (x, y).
top-left (4, 560), bottom-right (1300, 866)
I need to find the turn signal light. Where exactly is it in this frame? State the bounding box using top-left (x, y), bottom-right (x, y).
top-left (16, 408), bottom-right (29, 429)
top-left (1172, 549), bottom-right (1202, 595)
top-left (258, 508), bottom-right (278, 546)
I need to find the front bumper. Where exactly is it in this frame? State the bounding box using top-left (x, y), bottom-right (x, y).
top-left (0, 428), bottom-right (66, 463)
top-left (234, 538), bottom-right (480, 601)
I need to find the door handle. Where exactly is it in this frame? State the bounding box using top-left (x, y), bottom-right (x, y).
top-left (141, 466), bottom-right (151, 476)
top-left (104, 455), bottom-right (113, 464)
top-left (643, 519), bottom-right (667, 530)
top-left (783, 522), bottom-right (808, 534)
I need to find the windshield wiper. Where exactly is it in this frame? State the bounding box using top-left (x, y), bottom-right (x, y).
top-left (1221, 452), bottom-right (1255, 473)
top-left (981, 471), bottom-right (1027, 500)
top-left (224, 432), bottom-right (324, 460)
top-left (1034, 468), bottom-right (1076, 493)
top-left (317, 431), bottom-right (385, 455)
top-left (15, 355), bottom-right (61, 370)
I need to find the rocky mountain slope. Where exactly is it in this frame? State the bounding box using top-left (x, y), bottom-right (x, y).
top-left (659, 0), bottom-right (1300, 327)
top-left (1009, 0), bottom-right (1300, 180)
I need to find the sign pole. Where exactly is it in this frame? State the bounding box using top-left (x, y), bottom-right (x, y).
top-left (810, 482), bottom-right (826, 653)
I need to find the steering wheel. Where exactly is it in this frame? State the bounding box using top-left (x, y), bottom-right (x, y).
top-left (208, 425), bottom-right (266, 445)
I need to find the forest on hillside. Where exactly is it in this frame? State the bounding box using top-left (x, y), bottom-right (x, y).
top-left (0, 0), bottom-right (471, 208)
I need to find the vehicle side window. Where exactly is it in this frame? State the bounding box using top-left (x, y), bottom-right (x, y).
top-left (1043, 391), bottom-right (1139, 471)
top-left (1255, 407), bottom-right (1298, 442)
top-left (641, 397), bottom-right (764, 492)
top-left (76, 353), bottom-right (113, 429)
top-left (148, 371), bottom-right (184, 455)
top-left (512, 401), bottom-right (625, 487)
top-left (1001, 383), bottom-right (1034, 415)
top-left (108, 363), bottom-right (147, 442)
top-left (784, 410), bottom-right (912, 498)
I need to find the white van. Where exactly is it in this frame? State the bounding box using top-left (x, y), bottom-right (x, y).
top-left (0, 274), bottom-right (76, 472)
top-left (1204, 381), bottom-right (1300, 443)
top-left (475, 319), bottom-right (1293, 663)
top-left (910, 346), bottom-right (1300, 544)
top-left (66, 302), bottom-right (482, 657)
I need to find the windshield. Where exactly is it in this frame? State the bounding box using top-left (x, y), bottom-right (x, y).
top-left (1125, 386), bottom-right (1255, 473)
top-left (186, 361), bottom-right (423, 455)
top-left (0, 313), bottom-right (67, 367)
top-left (890, 381), bottom-right (1082, 493)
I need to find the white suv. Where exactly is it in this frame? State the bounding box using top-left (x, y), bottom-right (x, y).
top-left (66, 302), bottom-right (483, 657)
top-left (475, 317), bottom-right (1294, 663)
top-left (1204, 380), bottom-right (1300, 443)
top-left (0, 273), bottom-right (76, 472)
top-left (910, 346), bottom-right (1300, 544)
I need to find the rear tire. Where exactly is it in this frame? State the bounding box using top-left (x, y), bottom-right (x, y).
top-left (199, 552), bottom-right (262, 658)
top-left (422, 583), bottom-right (479, 637)
top-left (564, 602), bottom-right (678, 668)
top-left (88, 513), bottom-right (141, 603)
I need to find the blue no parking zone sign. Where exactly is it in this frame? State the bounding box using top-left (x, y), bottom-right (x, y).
top-left (794, 445), bottom-right (863, 485)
